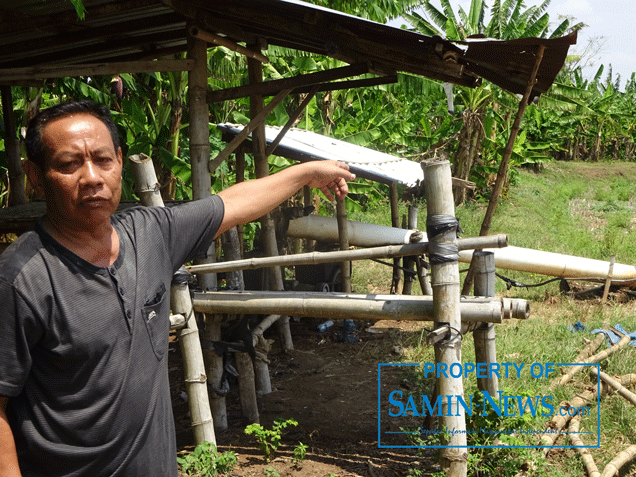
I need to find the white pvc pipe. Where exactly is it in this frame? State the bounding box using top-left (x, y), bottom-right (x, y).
top-left (288, 216), bottom-right (636, 284)
top-left (458, 246), bottom-right (636, 284)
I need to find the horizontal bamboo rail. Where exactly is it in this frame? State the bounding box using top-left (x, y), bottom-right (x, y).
top-left (186, 234), bottom-right (508, 275)
top-left (192, 291), bottom-right (529, 323)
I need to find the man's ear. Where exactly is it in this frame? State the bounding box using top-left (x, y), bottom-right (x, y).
top-left (23, 160), bottom-right (45, 197)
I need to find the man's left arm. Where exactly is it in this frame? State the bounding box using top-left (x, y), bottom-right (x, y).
top-left (215, 160), bottom-right (355, 238)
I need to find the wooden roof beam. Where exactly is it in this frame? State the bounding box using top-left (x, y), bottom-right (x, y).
top-left (188, 25), bottom-right (269, 64)
top-left (207, 62), bottom-right (370, 103)
top-left (0, 59), bottom-right (194, 82)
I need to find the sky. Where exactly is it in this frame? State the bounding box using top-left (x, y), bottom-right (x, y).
top-left (392, 0), bottom-right (636, 90)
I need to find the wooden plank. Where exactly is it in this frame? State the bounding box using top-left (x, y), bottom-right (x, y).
top-left (0, 59), bottom-right (194, 81)
top-left (206, 63), bottom-right (370, 103)
top-left (209, 88), bottom-right (292, 172)
top-left (290, 74), bottom-right (397, 94)
top-left (188, 25), bottom-right (269, 64)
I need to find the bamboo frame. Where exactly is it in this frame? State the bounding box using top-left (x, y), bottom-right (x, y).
top-left (473, 251), bottom-right (498, 396)
top-left (192, 291), bottom-right (529, 323)
top-left (0, 86), bottom-right (26, 205)
top-left (129, 150), bottom-right (217, 445)
top-left (186, 235), bottom-right (509, 275)
top-left (424, 161), bottom-right (467, 475)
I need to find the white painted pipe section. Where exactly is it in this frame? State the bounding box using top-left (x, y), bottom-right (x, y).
top-left (288, 216), bottom-right (636, 284)
top-left (458, 246), bottom-right (636, 284)
top-left (287, 215), bottom-right (417, 246)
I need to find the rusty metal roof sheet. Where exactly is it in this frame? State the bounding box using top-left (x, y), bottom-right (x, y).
top-left (0, 0), bottom-right (575, 97)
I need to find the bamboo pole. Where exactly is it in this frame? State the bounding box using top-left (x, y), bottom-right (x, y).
top-left (192, 291), bottom-right (529, 323)
top-left (549, 332), bottom-right (605, 390)
top-left (186, 235), bottom-right (508, 275)
top-left (187, 29), bottom-right (227, 431)
top-left (602, 255), bottom-right (615, 303)
top-left (130, 151), bottom-right (217, 444)
top-left (473, 251), bottom-right (498, 396)
top-left (462, 44), bottom-right (546, 295)
top-left (556, 333), bottom-right (631, 387)
top-left (590, 368), bottom-right (636, 408)
top-left (1, 86), bottom-right (27, 206)
top-left (600, 445), bottom-right (636, 477)
top-left (130, 153), bottom-right (163, 206)
top-left (336, 197), bottom-right (352, 293)
top-left (541, 387), bottom-right (596, 451)
top-left (424, 160), bottom-right (467, 476)
top-left (248, 44), bottom-right (293, 353)
top-left (568, 417), bottom-right (601, 477)
top-left (402, 205), bottom-right (420, 295)
top-left (171, 275), bottom-right (217, 445)
top-left (222, 227), bottom-right (261, 424)
top-left (390, 182), bottom-right (402, 294)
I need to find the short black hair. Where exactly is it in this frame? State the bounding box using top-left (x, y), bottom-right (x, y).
top-left (25, 100), bottom-right (121, 169)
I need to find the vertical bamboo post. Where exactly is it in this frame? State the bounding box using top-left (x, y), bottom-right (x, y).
top-left (390, 182), bottom-right (402, 293)
top-left (130, 153), bottom-right (216, 445)
top-left (222, 227), bottom-right (261, 423)
top-left (1, 86), bottom-right (27, 206)
top-left (188, 27), bottom-right (228, 430)
top-left (171, 273), bottom-right (217, 445)
top-left (462, 45), bottom-right (545, 295)
top-left (248, 42), bottom-right (293, 353)
top-left (303, 186), bottom-right (315, 252)
top-left (472, 251), bottom-right (498, 395)
top-left (236, 146), bottom-right (246, 258)
top-left (424, 161), bottom-right (467, 476)
top-left (336, 198), bottom-right (352, 293)
top-left (402, 205), bottom-right (418, 295)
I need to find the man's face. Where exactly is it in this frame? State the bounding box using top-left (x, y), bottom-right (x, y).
top-left (35, 113), bottom-right (123, 231)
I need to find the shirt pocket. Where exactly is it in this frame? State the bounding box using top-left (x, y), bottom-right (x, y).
top-left (141, 283), bottom-right (168, 360)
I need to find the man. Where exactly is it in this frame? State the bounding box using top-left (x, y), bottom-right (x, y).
top-left (0, 100), bottom-right (354, 476)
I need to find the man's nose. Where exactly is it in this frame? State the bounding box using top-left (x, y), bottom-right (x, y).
top-left (79, 160), bottom-right (103, 186)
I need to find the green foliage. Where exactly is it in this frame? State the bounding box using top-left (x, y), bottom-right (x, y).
top-left (263, 466), bottom-right (280, 477)
top-left (244, 418), bottom-right (298, 461)
top-left (177, 441), bottom-right (237, 477)
top-left (292, 442), bottom-right (309, 468)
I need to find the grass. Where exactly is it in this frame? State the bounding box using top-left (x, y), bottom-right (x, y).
top-left (348, 161), bottom-right (636, 476)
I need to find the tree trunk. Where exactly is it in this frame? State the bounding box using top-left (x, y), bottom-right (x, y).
top-left (452, 109), bottom-right (484, 206)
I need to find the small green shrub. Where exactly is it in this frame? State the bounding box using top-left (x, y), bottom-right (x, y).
top-left (292, 441), bottom-right (308, 468)
top-left (177, 441), bottom-right (237, 476)
top-left (244, 417), bottom-right (298, 460)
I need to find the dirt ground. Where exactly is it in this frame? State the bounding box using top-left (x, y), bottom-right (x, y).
top-left (169, 318), bottom-right (440, 477)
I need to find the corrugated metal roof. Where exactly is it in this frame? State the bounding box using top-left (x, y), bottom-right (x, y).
top-left (0, 0), bottom-right (575, 99)
top-left (217, 123), bottom-right (424, 187)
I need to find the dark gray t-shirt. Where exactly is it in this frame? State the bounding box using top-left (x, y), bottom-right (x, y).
top-left (0, 195), bottom-right (224, 476)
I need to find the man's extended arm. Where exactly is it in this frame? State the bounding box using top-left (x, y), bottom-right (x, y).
top-left (215, 160), bottom-right (355, 238)
top-left (0, 396), bottom-right (21, 476)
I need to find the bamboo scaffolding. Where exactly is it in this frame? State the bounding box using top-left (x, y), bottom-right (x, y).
top-left (568, 417), bottom-right (601, 477)
top-left (188, 30), bottom-right (227, 431)
top-left (186, 235), bottom-right (508, 275)
top-left (425, 161), bottom-right (467, 476)
top-left (130, 151), bottom-right (216, 445)
top-left (192, 291), bottom-right (529, 323)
